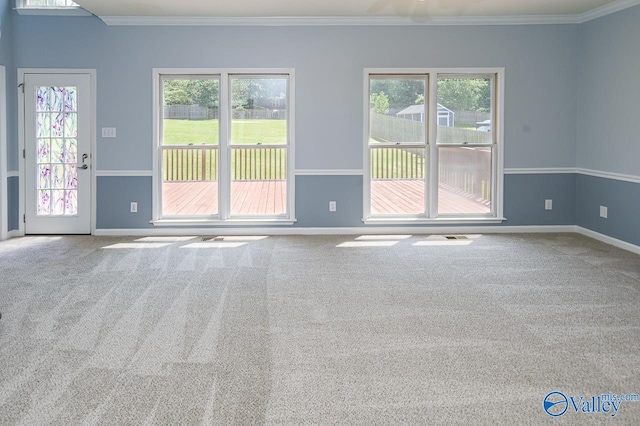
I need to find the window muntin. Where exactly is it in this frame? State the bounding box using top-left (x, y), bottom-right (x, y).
top-left (365, 70), bottom-right (501, 221)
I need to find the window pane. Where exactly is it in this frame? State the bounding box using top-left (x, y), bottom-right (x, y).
top-left (161, 146), bottom-right (219, 216)
top-left (25, 0), bottom-right (79, 7)
top-left (163, 78), bottom-right (219, 145)
top-left (370, 147), bottom-right (425, 215)
top-left (369, 77), bottom-right (426, 144)
top-left (230, 77), bottom-right (288, 216)
top-left (438, 147), bottom-right (491, 215)
top-left (230, 147), bottom-right (287, 215)
top-left (436, 77), bottom-right (492, 145)
top-left (161, 77), bottom-right (220, 216)
top-left (231, 77), bottom-right (287, 145)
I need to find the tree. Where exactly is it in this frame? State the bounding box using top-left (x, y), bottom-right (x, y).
top-left (163, 79), bottom-right (219, 107)
top-left (370, 91), bottom-right (390, 114)
top-left (370, 79), bottom-right (424, 111)
top-left (163, 80), bottom-right (189, 105)
top-left (437, 78), bottom-right (490, 112)
top-left (232, 78), bottom-right (287, 109)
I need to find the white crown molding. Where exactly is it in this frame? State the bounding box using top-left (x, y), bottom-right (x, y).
top-left (578, 0), bottom-right (640, 23)
top-left (99, 0), bottom-right (640, 28)
top-left (95, 170), bottom-right (153, 177)
top-left (295, 169), bottom-right (364, 176)
top-left (99, 14), bottom-right (582, 27)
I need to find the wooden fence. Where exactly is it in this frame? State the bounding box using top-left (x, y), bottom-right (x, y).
top-left (454, 110), bottom-right (491, 127)
top-left (164, 105), bottom-right (218, 120)
top-left (370, 112), bottom-right (491, 144)
top-left (163, 105), bottom-right (286, 120)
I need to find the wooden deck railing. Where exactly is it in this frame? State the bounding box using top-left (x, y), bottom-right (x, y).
top-left (162, 145), bottom-right (287, 182)
top-left (371, 146), bottom-right (491, 203)
top-left (163, 144), bottom-right (490, 203)
top-left (438, 147), bottom-right (492, 202)
top-left (163, 145), bottom-right (218, 182)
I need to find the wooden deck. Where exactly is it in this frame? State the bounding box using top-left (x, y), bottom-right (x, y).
top-left (162, 179), bottom-right (489, 216)
top-left (163, 181), bottom-right (286, 216)
top-left (371, 179), bottom-right (490, 215)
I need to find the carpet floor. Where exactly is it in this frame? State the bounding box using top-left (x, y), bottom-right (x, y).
top-left (0, 233), bottom-right (639, 425)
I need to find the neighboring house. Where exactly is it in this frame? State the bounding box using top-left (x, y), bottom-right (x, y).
top-left (396, 104), bottom-right (455, 127)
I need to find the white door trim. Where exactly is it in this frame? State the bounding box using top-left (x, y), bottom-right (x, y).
top-left (0, 66), bottom-right (7, 241)
top-left (18, 68), bottom-right (97, 235)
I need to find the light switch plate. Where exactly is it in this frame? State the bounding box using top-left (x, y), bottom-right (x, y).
top-left (102, 127), bottom-right (117, 138)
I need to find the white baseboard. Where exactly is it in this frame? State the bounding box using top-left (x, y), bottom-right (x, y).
top-left (7, 230), bottom-right (23, 239)
top-left (94, 225), bottom-right (577, 237)
top-left (576, 227), bottom-right (640, 255)
top-left (15, 225), bottom-right (638, 255)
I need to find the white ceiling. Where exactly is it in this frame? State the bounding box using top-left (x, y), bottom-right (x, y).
top-left (75, 0), bottom-right (623, 18)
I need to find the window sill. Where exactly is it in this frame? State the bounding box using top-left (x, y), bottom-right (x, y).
top-left (362, 217), bottom-right (507, 225)
top-left (151, 218), bottom-right (297, 227)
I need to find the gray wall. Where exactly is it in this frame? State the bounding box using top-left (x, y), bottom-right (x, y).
top-left (575, 5), bottom-right (640, 246)
top-left (577, 175), bottom-right (640, 246)
top-left (577, 5), bottom-right (640, 176)
top-left (12, 17), bottom-right (580, 171)
top-left (95, 174), bottom-right (578, 230)
top-left (4, 8), bottom-right (639, 244)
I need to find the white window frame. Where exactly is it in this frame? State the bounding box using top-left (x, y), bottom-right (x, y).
top-left (363, 67), bottom-right (505, 224)
top-left (151, 68), bottom-right (296, 226)
top-left (16, 0), bottom-right (91, 16)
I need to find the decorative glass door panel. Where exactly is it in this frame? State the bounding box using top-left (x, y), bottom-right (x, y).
top-left (25, 73), bottom-right (92, 234)
top-left (36, 86), bottom-right (79, 216)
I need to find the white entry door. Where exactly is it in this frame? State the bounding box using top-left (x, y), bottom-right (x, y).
top-left (24, 73), bottom-right (92, 234)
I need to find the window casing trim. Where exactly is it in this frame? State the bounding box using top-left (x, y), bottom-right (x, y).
top-left (152, 68), bottom-right (296, 225)
top-left (363, 67), bottom-right (505, 222)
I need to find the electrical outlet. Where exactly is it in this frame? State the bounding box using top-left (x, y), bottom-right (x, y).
top-left (130, 202), bottom-right (138, 213)
top-left (545, 199), bottom-right (553, 210)
top-left (329, 201), bottom-right (337, 212)
top-left (600, 205), bottom-right (607, 219)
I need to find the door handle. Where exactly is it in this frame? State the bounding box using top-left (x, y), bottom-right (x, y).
top-left (79, 153), bottom-right (89, 170)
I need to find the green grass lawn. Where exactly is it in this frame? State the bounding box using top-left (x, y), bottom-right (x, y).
top-left (162, 119), bottom-right (422, 181)
top-left (163, 119), bottom-right (287, 145)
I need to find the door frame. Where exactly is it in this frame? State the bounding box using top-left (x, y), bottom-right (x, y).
top-left (18, 69), bottom-right (97, 235)
top-left (0, 66), bottom-right (7, 241)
